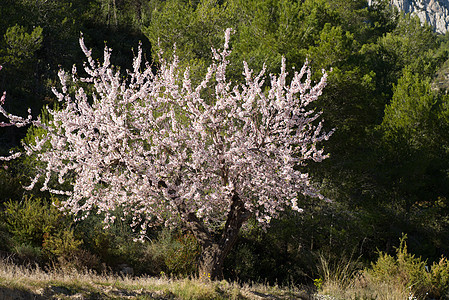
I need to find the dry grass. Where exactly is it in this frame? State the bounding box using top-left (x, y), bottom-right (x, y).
top-left (319, 272), bottom-right (415, 300)
top-left (0, 258), bottom-right (312, 299)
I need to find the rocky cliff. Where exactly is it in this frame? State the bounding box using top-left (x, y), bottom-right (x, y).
top-left (368, 0), bottom-right (449, 34)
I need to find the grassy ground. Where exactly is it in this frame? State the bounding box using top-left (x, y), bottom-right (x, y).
top-left (0, 259), bottom-right (315, 299)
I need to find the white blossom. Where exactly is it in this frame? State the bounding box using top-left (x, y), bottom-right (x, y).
top-left (0, 30), bottom-right (332, 238)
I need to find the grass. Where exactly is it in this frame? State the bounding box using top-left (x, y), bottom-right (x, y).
top-left (0, 258), bottom-right (312, 299)
top-left (319, 273), bottom-right (415, 300)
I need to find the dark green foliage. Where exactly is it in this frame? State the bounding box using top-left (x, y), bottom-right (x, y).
top-left (71, 210), bottom-right (199, 276)
top-left (0, 166), bottom-right (24, 205)
top-left (1, 25), bottom-right (43, 67)
top-left (71, 210), bottom-right (141, 272)
top-left (3, 0), bottom-right (449, 286)
top-left (225, 220), bottom-right (311, 284)
top-left (224, 199), bottom-right (371, 285)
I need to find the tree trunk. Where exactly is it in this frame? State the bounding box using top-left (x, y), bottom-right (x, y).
top-left (198, 243), bottom-right (225, 280)
top-left (180, 193), bottom-right (251, 280)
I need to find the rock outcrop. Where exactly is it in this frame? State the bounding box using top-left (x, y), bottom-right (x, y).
top-left (368, 0), bottom-right (449, 34)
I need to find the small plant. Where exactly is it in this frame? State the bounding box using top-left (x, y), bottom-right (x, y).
top-left (42, 228), bottom-right (97, 270)
top-left (3, 195), bottom-right (99, 270)
top-left (314, 278), bottom-right (323, 291)
top-left (43, 229), bottom-right (82, 258)
top-left (317, 251), bottom-right (362, 290)
top-left (13, 243), bottom-right (42, 263)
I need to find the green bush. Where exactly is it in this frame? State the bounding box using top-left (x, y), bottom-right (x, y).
top-left (42, 228), bottom-right (87, 269)
top-left (368, 235), bottom-right (428, 298)
top-left (3, 195), bottom-right (96, 270)
top-left (367, 234), bottom-right (449, 299)
top-left (145, 228), bottom-right (200, 276)
top-left (429, 257), bottom-right (449, 298)
top-left (4, 195), bottom-right (62, 247)
top-left (164, 231), bottom-right (200, 275)
top-left (72, 211), bottom-right (148, 273)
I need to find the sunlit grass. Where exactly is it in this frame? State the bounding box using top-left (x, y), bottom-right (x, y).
top-left (0, 258), bottom-right (310, 299)
top-left (319, 274), bottom-right (414, 300)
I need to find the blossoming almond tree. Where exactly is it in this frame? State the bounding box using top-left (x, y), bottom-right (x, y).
top-left (0, 29), bottom-right (332, 279)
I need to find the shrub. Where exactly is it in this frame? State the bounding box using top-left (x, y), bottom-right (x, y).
top-left (367, 234), bottom-right (429, 298)
top-left (72, 211), bottom-right (151, 274)
top-left (320, 235), bottom-right (449, 299)
top-left (4, 195), bottom-right (62, 247)
top-left (12, 243), bottom-right (42, 264)
top-left (145, 228), bottom-right (200, 276)
top-left (164, 231), bottom-right (200, 276)
top-left (3, 195), bottom-right (96, 270)
top-left (429, 257), bottom-right (449, 298)
top-left (42, 228), bottom-right (91, 270)
top-left (365, 234), bottom-right (449, 299)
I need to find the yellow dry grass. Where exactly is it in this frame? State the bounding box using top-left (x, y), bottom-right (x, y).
top-left (0, 258), bottom-right (312, 299)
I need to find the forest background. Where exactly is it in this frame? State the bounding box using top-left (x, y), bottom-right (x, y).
top-left (1, 0), bottom-right (449, 291)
